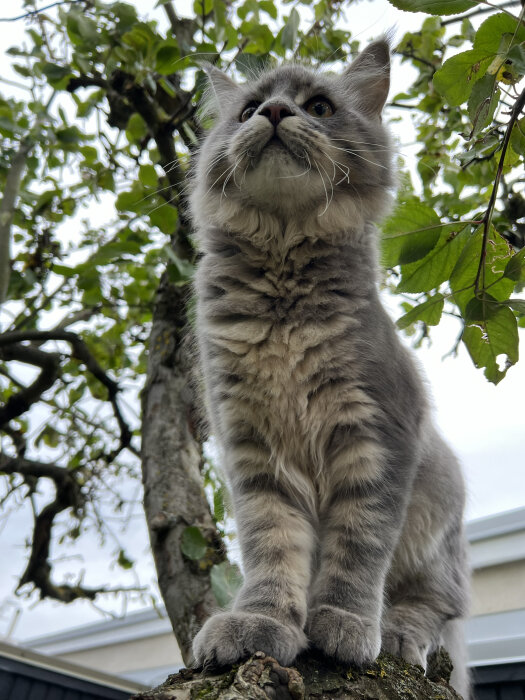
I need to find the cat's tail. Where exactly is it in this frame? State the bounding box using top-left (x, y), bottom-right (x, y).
top-left (441, 618), bottom-right (471, 700)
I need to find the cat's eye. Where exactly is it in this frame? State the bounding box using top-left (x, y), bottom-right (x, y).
top-left (240, 102), bottom-right (260, 122)
top-left (304, 97), bottom-right (334, 119)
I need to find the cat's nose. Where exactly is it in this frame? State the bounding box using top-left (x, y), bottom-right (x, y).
top-left (260, 103), bottom-right (293, 126)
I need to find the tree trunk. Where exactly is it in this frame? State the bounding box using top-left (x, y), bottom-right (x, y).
top-left (141, 275), bottom-right (227, 665)
top-left (130, 650), bottom-right (462, 700)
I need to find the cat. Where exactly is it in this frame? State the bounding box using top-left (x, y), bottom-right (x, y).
top-left (189, 39), bottom-right (470, 698)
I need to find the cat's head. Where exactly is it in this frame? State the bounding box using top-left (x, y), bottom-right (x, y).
top-left (192, 40), bottom-right (395, 236)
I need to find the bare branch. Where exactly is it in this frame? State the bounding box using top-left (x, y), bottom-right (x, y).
top-left (0, 329), bottom-right (131, 457)
top-left (475, 85), bottom-right (525, 295)
top-left (0, 455), bottom-right (146, 603)
top-left (0, 0), bottom-right (86, 22)
top-left (0, 342), bottom-right (60, 427)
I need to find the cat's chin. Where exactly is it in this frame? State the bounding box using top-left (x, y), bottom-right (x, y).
top-left (237, 149), bottom-right (326, 212)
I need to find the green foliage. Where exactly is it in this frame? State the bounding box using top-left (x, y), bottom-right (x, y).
top-left (181, 526), bottom-right (209, 560)
top-left (210, 561), bottom-right (243, 608)
top-left (388, 1), bottom-right (525, 383)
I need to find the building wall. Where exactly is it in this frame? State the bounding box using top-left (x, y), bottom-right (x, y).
top-left (471, 560), bottom-right (525, 616)
top-left (58, 632), bottom-right (182, 676)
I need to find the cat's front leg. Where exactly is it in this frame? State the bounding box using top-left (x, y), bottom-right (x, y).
top-left (193, 469), bottom-right (315, 669)
top-left (308, 457), bottom-right (404, 667)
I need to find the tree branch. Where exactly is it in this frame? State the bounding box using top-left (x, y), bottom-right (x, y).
top-left (0, 329), bottom-right (131, 458)
top-left (0, 455), bottom-right (145, 603)
top-left (0, 139), bottom-right (33, 306)
top-left (475, 86), bottom-right (525, 295)
top-left (441, 0), bottom-right (520, 25)
top-left (0, 342), bottom-right (60, 426)
top-left (0, 0), bottom-right (86, 22)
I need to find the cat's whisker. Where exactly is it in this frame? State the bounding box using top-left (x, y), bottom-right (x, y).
top-left (319, 161), bottom-right (334, 211)
top-left (232, 152), bottom-right (248, 189)
top-left (205, 161), bottom-right (238, 197)
top-left (223, 153), bottom-right (247, 198)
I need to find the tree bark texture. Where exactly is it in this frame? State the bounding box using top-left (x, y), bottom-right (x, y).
top-left (131, 650), bottom-right (462, 700)
top-left (141, 275), bottom-right (226, 665)
top-left (0, 138), bottom-right (32, 305)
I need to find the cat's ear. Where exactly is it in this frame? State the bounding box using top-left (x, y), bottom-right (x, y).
top-left (341, 39), bottom-right (391, 117)
top-left (201, 63), bottom-right (240, 114)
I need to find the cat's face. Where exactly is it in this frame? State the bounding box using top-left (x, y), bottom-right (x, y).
top-left (194, 41), bottom-right (394, 223)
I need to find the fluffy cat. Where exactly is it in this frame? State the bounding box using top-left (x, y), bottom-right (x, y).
top-left (190, 40), bottom-right (470, 698)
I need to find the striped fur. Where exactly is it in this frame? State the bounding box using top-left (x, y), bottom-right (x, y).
top-left (190, 41), bottom-right (470, 698)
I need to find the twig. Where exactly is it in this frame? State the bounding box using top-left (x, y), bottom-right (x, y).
top-left (441, 0), bottom-right (520, 25)
top-left (0, 0), bottom-right (85, 22)
top-left (474, 86), bottom-right (525, 296)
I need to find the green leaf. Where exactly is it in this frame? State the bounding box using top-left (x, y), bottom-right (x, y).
top-left (117, 549), bottom-right (134, 570)
top-left (467, 74), bottom-right (499, 136)
top-left (41, 62), bottom-right (73, 88)
top-left (126, 113), bottom-right (148, 142)
top-left (35, 425), bottom-right (61, 448)
top-left (213, 487), bottom-right (225, 522)
top-left (260, 1), bottom-right (278, 19)
top-left (77, 16), bottom-right (99, 42)
top-left (473, 13), bottom-right (525, 55)
top-left (503, 248), bottom-right (525, 283)
top-left (165, 246), bottom-right (194, 283)
top-left (381, 200), bottom-right (442, 268)
top-left (139, 164), bottom-right (158, 188)
top-left (450, 227), bottom-right (514, 313)
top-left (462, 303), bottom-right (519, 384)
top-left (210, 562), bottom-right (243, 608)
top-left (505, 298), bottom-right (525, 314)
top-left (386, 0), bottom-right (478, 15)
top-left (116, 183), bottom-right (146, 212)
top-left (433, 50), bottom-right (490, 106)
top-left (56, 126), bottom-right (84, 144)
top-left (397, 227), bottom-right (468, 293)
top-left (242, 22), bottom-right (274, 54)
top-left (281, 8), bottom-right (300, 50)
top-left (213, 0), bottom-right (228, 42)
top-left (396, 293), bottom-right (444, 330)
top-left (510, 118), bottom-right (525, 157)
top-left (507, 44), bottom-right (525, 75)
top-left (180, 526), bottom-right (208, 560)
top-left (155, 42), bottom-right (180, 75)
top-left (52, 264), bottom-right (77, 277)
top-left (150, 203), bottom-right (178, 234)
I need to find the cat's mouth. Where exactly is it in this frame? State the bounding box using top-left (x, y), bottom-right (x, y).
top-left (260, 131), bottom-right (306, 163)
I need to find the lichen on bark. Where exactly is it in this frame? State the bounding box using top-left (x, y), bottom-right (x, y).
top-left (131, 649), bottom-right (462, 700)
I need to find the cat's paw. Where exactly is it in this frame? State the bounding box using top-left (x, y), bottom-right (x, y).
top-left (381, 623), bottom-right (429, 669)
top-left (192, 611), bottom-right (307, 670)
top-left (307, 605), bottom-right (380, 666)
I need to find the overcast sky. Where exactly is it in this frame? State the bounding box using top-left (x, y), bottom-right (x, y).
top-left (0, 0), bottom-right (524, 643)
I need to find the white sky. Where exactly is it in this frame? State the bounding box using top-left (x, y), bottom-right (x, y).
top-left (0, 0), bottom-right (524, 642)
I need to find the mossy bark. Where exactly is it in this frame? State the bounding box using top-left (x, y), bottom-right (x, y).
top-left (131, 649), bottom-right (462, 700)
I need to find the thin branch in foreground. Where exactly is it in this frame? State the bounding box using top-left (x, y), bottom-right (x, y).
top-left (474, 86), bottom-right (525, 296)
top-left (0, 455), bottom-right (146, 603)
top-left (0, 329), bottom-right (132, 458)
top-left (0, 0), bottom-right (85, 22)
top-left (0, 343), bottom-right (61, 426)
top-left (441, 0), bottom-right (520, 25)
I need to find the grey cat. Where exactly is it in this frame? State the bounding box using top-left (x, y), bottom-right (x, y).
top-left (189, 40), bottom-right (470, 698)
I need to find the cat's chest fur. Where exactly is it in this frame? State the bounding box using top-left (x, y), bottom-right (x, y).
top-left (197, 233), bottom-right (374, 470)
